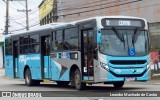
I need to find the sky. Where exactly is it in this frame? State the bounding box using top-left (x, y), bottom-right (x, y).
top-left (0, 0), bottom-right (43, 34)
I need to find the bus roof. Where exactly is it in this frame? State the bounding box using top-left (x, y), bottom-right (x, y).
top-left (7, 23), bottom-right (67, 37)
top-left (6, 16), bottom-right (147, 37)
top-left (69, 16), bottom-right (147, 25)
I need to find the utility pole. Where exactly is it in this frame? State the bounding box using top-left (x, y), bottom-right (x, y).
top-left (16, 0), bottom-right (31, 31)
top-left (25, 0), bottom-right (29, 30)
top-left (5, 0), bottom-right (9, 35)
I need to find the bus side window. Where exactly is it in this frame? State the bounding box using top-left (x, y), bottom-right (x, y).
top-left (52, 31), bottom-right (56, 51)
top-left (55, 30), bottom-right (63, 51)
top-left (64, 27), bottom-right (78, 50)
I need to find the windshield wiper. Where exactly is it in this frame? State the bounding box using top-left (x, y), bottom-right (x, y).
top-left (112, 27), bottom-right (125, 49)
top-left (132, 28), bottom-right (139, 47)
top-left (112, 27), bottom-right (124, 42)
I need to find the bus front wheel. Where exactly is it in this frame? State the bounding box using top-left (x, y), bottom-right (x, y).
top-left (25, 68), bottom-right (40, 86)
top-left (113, 81), bottom-right (124, 88)
top-left (74, 69), bottom-right (86, 90)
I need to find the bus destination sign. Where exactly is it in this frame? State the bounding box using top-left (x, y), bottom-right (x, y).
top-left (101, 18), bottom-right (145, 27)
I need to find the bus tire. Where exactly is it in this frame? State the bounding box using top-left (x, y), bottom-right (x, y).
top-left (113, 81), bottom-right (124, 88)
top-left (70, 71), bottom-right (75, 87)
top-left (25, 68), bottom-right (40, 86)
top-left (74, 69), bottom-right (86, 90)
top-left (56, 81), bottom-right (70, 86)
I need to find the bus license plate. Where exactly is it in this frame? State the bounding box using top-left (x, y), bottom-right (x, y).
top-left (125, 77), bottom-right (135, 81)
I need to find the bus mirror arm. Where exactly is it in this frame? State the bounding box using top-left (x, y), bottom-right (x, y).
top-left (97, 32), bottom-right (102, 44)
top-left (95, 47), bottom-right (98, 51)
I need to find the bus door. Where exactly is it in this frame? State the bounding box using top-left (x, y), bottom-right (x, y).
top-left (41, 35), bottom-right (51, 79)
top-left (13, 40), bottom-right (19, 78)
top-left (82, 29), bottom-right (94, 80)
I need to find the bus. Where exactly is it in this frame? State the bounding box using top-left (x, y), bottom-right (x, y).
top-left (4, 16), bottom-right (150, 90)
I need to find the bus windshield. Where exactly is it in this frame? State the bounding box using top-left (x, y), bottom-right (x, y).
top-left (100, 28), bottom-right (149, 56)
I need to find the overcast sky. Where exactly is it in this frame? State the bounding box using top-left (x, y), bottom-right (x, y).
top-left (0, 0), bottom-right (43, 34)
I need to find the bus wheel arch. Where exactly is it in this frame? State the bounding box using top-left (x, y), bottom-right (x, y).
top-left (24, 65), bottom-right (40, 86)
top-left (70, 64), bottom-right (79, 87)
top-left (70, 65), bottom-right (86, 90)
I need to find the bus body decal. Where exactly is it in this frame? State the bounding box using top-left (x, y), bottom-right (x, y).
top-left (50, 60), bottom-right (69, 81)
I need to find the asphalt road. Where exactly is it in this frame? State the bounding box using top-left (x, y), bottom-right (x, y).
top-left (0, 69), bottom-right (160, 100)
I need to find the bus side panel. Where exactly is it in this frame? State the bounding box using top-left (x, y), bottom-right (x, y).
top-left (50, 59), bottom-right (70, 81)
top-left (50, 52), bottom-right (82, 81)
top-left (44, 56), bottom-right (50, 78)
top-left (15, 58), bottom-right (19, 77)
top-left (5, 56), bottom-right (14, 78)
top-left (94, 52), bottom-right (108, 82)
top-left (59, 69), bottom-right (70, 81)
top-left (19, 54), bottom-right (41, 80)
top-left (50, 60), bottom-right (58, 80)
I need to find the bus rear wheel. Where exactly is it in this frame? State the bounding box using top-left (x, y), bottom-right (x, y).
top-left (74, 69), bottom-right (86, 90)
top-left (25, 68), bottom-right (40, 86)
top-left (113, 81), bottom-right (124, 88)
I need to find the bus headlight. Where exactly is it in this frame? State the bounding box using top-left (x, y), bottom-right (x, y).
top-left (100, 62), bottom-right (109, 71)
top-left (147, 63), bottom-right (151, 70)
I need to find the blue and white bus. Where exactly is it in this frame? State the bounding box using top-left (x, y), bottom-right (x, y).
top-left (4, 16), bottom-right (150, 90)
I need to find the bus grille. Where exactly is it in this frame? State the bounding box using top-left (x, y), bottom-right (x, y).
top-left (109, 60), bottom-right (147, 65)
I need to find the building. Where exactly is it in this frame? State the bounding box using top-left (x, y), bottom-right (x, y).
top-left (0, 34), bottom-right (4, 68)
top-left (38, 0), bottom-right (160, 49)
top-left (38, 0), bottom-right (57, 25)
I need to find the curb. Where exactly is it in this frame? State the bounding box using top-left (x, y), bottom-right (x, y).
top-left (154, 83), bottom-right (160, 85)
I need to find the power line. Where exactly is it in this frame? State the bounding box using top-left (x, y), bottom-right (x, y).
top-left (1, 0), bottom-right (19, 10)
top-left (10, 21), bottom-right (40, 32)
top-left (57, 0), bottom-right (118, 11)
top-left (18, 1), bottom-right (25, 7)
top-left (57, 0), bottom-right (141, 15)
top-left (10, 18), bottom-right (26, 27)
top-left (39, 0), bottom-right (141, 18)
top-left (57, 0), bottom-right (160, 20)
top-left (39, 0), bottom-right (127, 18)
top-left (10, 0), bottom-right (139, 32)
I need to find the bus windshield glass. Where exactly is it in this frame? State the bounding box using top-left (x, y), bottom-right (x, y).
top-left (100, 28), bottom-right (148, 56)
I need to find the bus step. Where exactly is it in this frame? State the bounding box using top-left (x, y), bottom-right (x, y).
top-left (82, 80), bottom-right (94, 83)
top-left (43, 79), bottom-right (51, 83)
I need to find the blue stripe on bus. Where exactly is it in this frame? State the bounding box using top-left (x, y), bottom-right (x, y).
top-left (15, 58), bottom-right (20, 78)
top-left (5, 56), bottom-right (14, 78)
top-left (19, 54), bottom-right (41, 80)
top-left (44, 56), bottom-right (49, 79)
top-left (59, 68), bottom-right (69, 81)
top-left (50, 60), bottom-right (69, 81)
top-left (83, 76), bottom-right (89, 80)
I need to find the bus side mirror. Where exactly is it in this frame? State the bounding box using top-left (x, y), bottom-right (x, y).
top-left (97, 32), bottom-right (102, 44)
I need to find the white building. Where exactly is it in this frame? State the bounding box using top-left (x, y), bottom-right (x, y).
top-left (0, 34), bottom-right (4, 68)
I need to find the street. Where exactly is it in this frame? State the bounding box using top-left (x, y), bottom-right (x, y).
top-left (0, 69), bottom-right (160, 100)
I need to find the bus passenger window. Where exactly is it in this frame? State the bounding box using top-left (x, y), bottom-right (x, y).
top-left (55, 30), bottom-right (63, 51)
